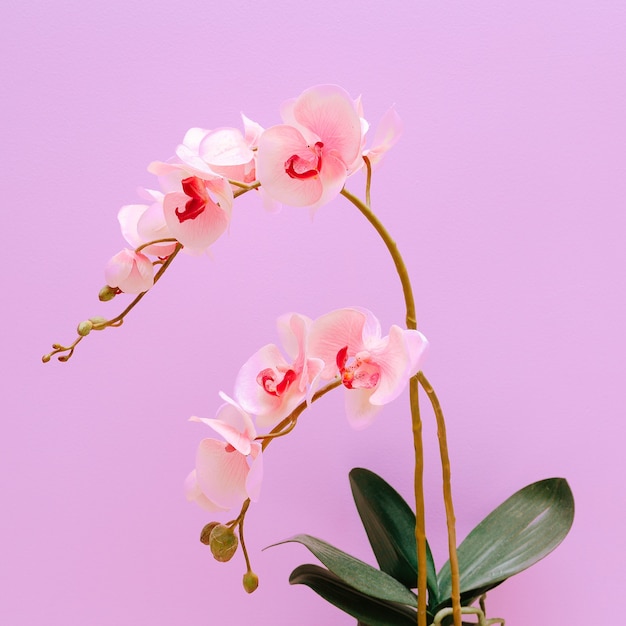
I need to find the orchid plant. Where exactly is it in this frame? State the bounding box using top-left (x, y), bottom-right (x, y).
top-left (44, 85), bottom-right (574, 626)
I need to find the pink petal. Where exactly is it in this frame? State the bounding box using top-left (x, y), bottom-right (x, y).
top-left (308, 308), bottom-right (368, 379)
top-left (368, 325), bottom-right (411, 406)
top-left (257, 125), bottom-right (324, 207)
top-left (245, 443), bottom-right (263, 502)
top-left (344, 387), bottom-right (382, 430)
top-left (104, 249), bottom-right (153, 294)
top-left (195, 439), bottom-right (249, 510)
top-left (291, 85), bottom-right (363, 169)
top-left (242, 113), bottom-right (264, 148)
top-left (163, 190), bottom-right (230, 252)
top-left (363, 105), bottom-right (403, 167)
top-left (184, 470), bottom-right (228, 512)
top-left (235, 344), bottom-right (290, 416)
top-left (405, 329), bottom-right (429, 374)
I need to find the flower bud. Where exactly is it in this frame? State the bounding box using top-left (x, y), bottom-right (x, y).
top-left (99, 285), bottom-right (118, 302)
top-left (200, 522), bottom-right (219, 546)
top-left (77, 320), bottom-right (93, 336)
top-left (242, 571), bottom-right (259, 594)
top-left (209, 524), bottom-right (238, 562)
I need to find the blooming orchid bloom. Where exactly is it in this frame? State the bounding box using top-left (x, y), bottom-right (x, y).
top-left (234, 313), bottom-right (324, 429)
top-left (148, 161), bottom-right (234, 254)
top-left (117, 189), bottom-right (177, 258)
top-left (175, 114), bottom-right (263, 185)
top-left (185, 393), bottom-right (263, 512)
top-left (104, 248), bottom-right (154, 294)
top-left (256, 85), bottom-right (364, 209)
top-left (308, 308), bottom-right (428, 429)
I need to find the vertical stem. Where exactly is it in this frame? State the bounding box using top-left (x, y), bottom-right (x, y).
top-left (410, 375), bottom-right (428, 626)
top-left (419, 372), bottom-right (461, 626)
top-left (340, 187), bottom-right (425, 626)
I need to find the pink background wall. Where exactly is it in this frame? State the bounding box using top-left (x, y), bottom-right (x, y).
top-left (2, 1), bottom-right (624, 624)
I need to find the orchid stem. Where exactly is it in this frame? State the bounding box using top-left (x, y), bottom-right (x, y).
top-left (340, 186), bottom-right (426, 626)
top-left (418, 371), bottom-right (461, 626)
top-left (259, 379), bottom-right (342, 451)
top-left (43, 242), bottom-right (183, 363)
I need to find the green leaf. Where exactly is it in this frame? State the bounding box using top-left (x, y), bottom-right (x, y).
top-left (270, 534), bottom-right (418, 607)
top-left (290, 564), bottom-right (420, 626)
top-left (349, 467), bottom-right (439, 604)
top-left (436, 477), bottom-right (574, 608)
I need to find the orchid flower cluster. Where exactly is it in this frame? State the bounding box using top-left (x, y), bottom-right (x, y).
top-left (185, 308), bottom-right (427, 514)
top-left (44, 84), bottom-right (573, 626)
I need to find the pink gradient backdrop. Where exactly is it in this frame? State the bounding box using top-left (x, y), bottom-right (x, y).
top-left (2, 1), bottom-right (624, 624)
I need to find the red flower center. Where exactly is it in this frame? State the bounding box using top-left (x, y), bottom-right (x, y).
top-left (285, 142), bottom-right (324, 179)
top-left (256, 368), bottom-right (297, 397)
top-left (336, 346), bottom-right (380, 390)
top-left (175, 176), bottom-right (208, 223)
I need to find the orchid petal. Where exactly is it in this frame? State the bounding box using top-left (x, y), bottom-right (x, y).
top-left (104, 249), bottom-right (153, 294)
top-left (308, 308), bottom-right (367, 379)
top-left (257, 125), bottom-right (323, 207)
top-left (363, 105), bottom-right (403, 167)
top-left (184, 470), bottom-right (228, 512)
top-left (163, 190), bottom-right (229, 253)
top-left (245, 443), bottom-right (264, 502)
top-left (344, 387), bottom-right (382, 430)
top-left (291, 85), bottom-right (362, 167)
top-left (368, 325), bottom-right (411, 406)
top-left (195, 439), bottom-right (249, 510)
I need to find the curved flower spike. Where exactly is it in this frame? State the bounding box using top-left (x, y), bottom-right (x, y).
top-left (185, 393), bottom-right (263, 512)
top-left (234, 313), bottom-right (324, 429)
top-left (104, 248), bottom-right (154, 294)
top-left (308, 308), bottom-right (428, 429)
top-left (257, 85), bottom-right (363, 209)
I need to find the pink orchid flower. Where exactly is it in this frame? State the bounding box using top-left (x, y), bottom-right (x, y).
top-left (185, 393), bottom-right (263, 512)
top-left (175, 114), bottom-right (263, 184)
top-left (308, 308), bottom-right (428, 429)
top-left (146, 162), bottom-right (233, 254)
top-left (234, 313), bottom-right (324, 429)
top-left (256, 84), bottom-right (364, 209)
top-left (104, 248), bottom-right (154, 294)
top-left (117, 189), bottom-right (177, 258)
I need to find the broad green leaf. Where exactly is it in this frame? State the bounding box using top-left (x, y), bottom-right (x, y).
top-left (270, 534), bottom-right (418, 607)
top-left (350, 467), bottom-right (439, 604)
top-left (437, 477), bottom-right (574, 607)
top-left (290, 564), bottom-right (421, 626)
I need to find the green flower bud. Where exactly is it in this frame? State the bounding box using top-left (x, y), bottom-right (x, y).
top-left (242, 571), bottom-right (259, 594)
top-left (200, 522), bottom-right (219, 546)
top-left (209, 524), bottom-right (238, 562)
top-left (88, 316), bottom-right (108, 330)
top-left (77, 320), bottom-right (93, 336)
top-left (98, 285), bottom-right (118, 302)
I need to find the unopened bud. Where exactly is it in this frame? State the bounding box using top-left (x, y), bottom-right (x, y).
top-left (88, 316), bottom-right (108, 329)
top-left (99, 285), bottom-right (118, 302)
top-left (209, 524), bottom-right (238, 562)
top-left (242, 571), bottom-right (259, 594)
top-left (77, 320), bottom-right (93, 336)
top-left (42, 354), bottom-right (51, 363)
top-left (200, 522), bottom-right (219, 546)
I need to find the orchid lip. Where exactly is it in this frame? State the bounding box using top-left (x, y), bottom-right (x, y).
top-left (175, 176), bottom-right (207, 223)
top-left (257, 368), bottom-right (297, 397)
top-left (284, 142), bottom-right (324, 179)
